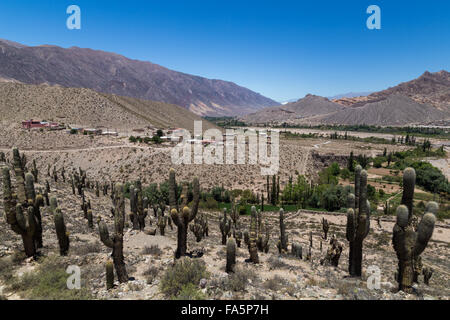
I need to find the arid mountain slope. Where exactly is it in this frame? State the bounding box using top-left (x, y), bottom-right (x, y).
top-left (309, 95), bottom-right (448, 126)
top-left (0, 82), bottom-right (218, 132)
top-left (240, 94), bottom-right (345, 124)
top-left (0, 39), bottom-right (278, 116)
top-left (333, 71), bottom-right (450, 112)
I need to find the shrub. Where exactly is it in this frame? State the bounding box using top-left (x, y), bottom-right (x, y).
top-left (226, 266), bottom-right (259, 292)
top-left (172, 283), bottom-right (206, 300)
top-left (143, 266), bottom-right (159, 284)
top-left (160, 258), bottom-right (208, 297)
top-left (142, 245), bottom-right (162, 256)
top-left (8, 256), bottom-right (92, 300)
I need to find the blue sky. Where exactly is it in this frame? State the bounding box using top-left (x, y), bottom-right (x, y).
top-left (0, 0), bottom-right (449, 102)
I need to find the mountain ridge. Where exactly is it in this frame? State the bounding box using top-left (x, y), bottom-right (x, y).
top-left (0, 39), bottom-right (278, 117)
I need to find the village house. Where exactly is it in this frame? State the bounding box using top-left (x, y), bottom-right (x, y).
top-left (22, 119), bottom-right (60, 129)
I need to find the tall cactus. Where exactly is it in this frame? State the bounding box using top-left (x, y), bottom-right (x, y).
top-left (157, 208), bottom-right (167, 236)
top-left (2, 149), bottom-right (42, 257)
top-left (168, 169), bottom-right (200, 259)
top-left (322, 218), bottom-right (329, 240)
top-left (346, 165), bottom-right (371, 277)
top-left (106, 259), bottom-right (114, 290)
top-left (226, 237), bottom-right (236, 273)
top-left (25, 173), bottom-right (44, 248)
top-left (219, 208), bottom-right (232, 245)
top-left (256, 210), bottom-right (270, 253)
top-left (51, 198), bottom-right (70, 256)
top-left (98, 183), bottom-right (128, 283)
top-left (247, 206), bottom-right (259, 263)
top-left (31, 159), bottom-right (38, 183)
top-left (392, 168), bottom-right (436, 293)
top-left (276, 208), bottom-right (288, 254)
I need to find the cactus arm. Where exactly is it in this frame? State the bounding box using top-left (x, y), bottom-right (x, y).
top-left (346, 208), bottom-right (356, 242)
top-left (168, 168), bottom-right (178, 212)
top-left (188, 177), bottom-right (200, 221)
top-left (413, 212), bottom-right (436, 256)
top-left (98, 220), bottom-right (114, 248)
top-left (401, 168), bottom-right (416, 218)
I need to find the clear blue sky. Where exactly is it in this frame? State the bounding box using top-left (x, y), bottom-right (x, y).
top-left (0, 0), bottom-right (449, 102)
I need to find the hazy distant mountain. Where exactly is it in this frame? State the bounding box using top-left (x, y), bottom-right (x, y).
top-left (328, 92), bottom-right (372, 100)
top-left (240, 94), bottom-right (345, 124)
top-left (0, 39), bottom-right (278, 117)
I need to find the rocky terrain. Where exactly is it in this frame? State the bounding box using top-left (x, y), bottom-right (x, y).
top-left (0, 39), bottom-right (278, 116)
top-left (0, 154), bottom-right (448, 301)
top-left (0, 82), bottom-right (219, 133)
top-left (240, 71), bottom-right (450, 126)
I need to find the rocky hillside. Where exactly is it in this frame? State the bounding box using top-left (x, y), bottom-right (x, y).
top-left (333, 71), bottom-right (450, 112)
top-left (242, 71), bottom-right (450, 126)
top-left (0, 82), bottom-right (218, 132)
top-left (0, 39), bottom-right (278, 117)
top-left (309, 95), bottom-right (448, 126)
top-left (240, 94), bottom-right (345, 124)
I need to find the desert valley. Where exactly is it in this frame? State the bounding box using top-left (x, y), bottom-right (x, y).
top-left (0, 39), bottom-right (449, 301)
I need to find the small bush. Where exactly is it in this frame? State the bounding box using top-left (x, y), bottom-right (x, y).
top-left (172, 283), bottom-right (206, 300)
top-left (226, 266), bottom-right (258, 292)
top-left (8, 256), bottom-right (92, 300)
top-left (160, 258), bottom-right (208, 297)
top-left (142, 245), bottom-right (162, 256)
top-left (143, 266), bottom-right (159, 284)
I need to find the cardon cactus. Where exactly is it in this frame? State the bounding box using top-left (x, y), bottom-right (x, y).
top-left (226, 237), bottom-right (236, 273)
top-left (256, 215), bottom-right (270, 253)
top-left (422, 266), bottom-right (433, 285)
top-left (233, 223), bottom-right (243, 248)
top-left (25, 172), bottom-right (44, 249)
top-left (276, 208), bottom-right (288, 254)
top-left (31, 159), bottom-right (38, 183)
top-left (247, 206), bottom-right (259, 263)
top-left (392, 167), bottom-right (437, 293)
top-left (98, 183), bottom-right (128, 283)
top-left (129, 185), bottom-right (139, 230)
top-left (2, 149), bottom-right (43, 257)
top-left (230, 197), bottom-right (239, 227)
top-left (322, 218), bottom-right (329, 240)
top-left (87, 209), bottom-right (94, 229)
top-left (291, 242), bottom-right (303, 259)
top-left (190, 212), bottom-right (208, 242)
top-left (346, 165), bottom-right (371, 277)
top-left (157, 208), bottom-right (167, 235)
top-left (53, 206), bottom-right (70, 256)
top-left (219, 208), bottom-right (232, 245)
top-left (320, 236), bottom-right (343, 267)
top-left (168, 169), bottom-right (200, 259)
top-left (106, 259), bottom-right (114, 290)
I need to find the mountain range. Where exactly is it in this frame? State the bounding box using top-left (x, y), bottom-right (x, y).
top-left (0, 39), bottom-right (278, 117)
top-left (240, 71), bottom-right (450, 126)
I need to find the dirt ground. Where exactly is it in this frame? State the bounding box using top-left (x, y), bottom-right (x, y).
top-left (0, 129), bottom-right (448, 300)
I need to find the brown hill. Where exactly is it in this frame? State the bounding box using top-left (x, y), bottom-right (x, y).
top-left (0, 82), bottom-right (218, 132)
top-left (0, 39), bottom-right (278, 117)
top-left (240, 94), bottom-right (345, 124)
top-left (333, 70), bottom-right (450, 112)
top-left (308, 95), bottom-right (448, 126)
